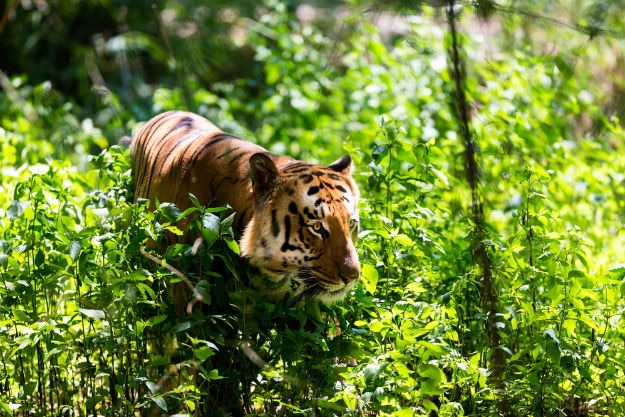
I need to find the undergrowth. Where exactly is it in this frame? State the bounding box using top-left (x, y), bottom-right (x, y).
top-left (2, 1), bottom-right (625, 416)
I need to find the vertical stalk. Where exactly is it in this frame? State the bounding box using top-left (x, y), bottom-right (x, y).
top-left (445, 2), bottom-right (509, 414)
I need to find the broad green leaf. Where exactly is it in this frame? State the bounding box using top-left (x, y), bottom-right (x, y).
top-left (201, 212), bottom-right (220, 246)
top-left (173, 321), bottom-right (192, 333)
top-left (146, 315), bottom-right (168, 327)
top-left (220, 212), bottom-right (235, 233)
top-left (392, 409), bottom-right (415, 417)
top-left (0, 401), bottom-right (15, 416)
top-left (360, 263), bottom-right (379, 295)
top-left (430, 166), bottom-right (450, 187)
top-left (393, 362), bottom-right (412, 378)
top-left (159, 202), bottom-right (181, 222)
top-left (568, 269), bottom-right (586, 279)
top-left (546, 339), bottom-right (560, 365)
top-left (419, 364), bottom-right (445, 395)
top-left (394, 233), bottom-right (413, 247)
top-left (418, 364), bottom-right (444, 381)
top-left (13, 309), bottom-right (31, 323)
top-left (152, 397), bottom-right (168, 411)
top-left (69, 240), bottom-right (81, 261)
top-left (164, 224), bottom-right (184, 236)
top-left (78, 308), bottom-right (105, 320)
top-left (206, 368), bottom-right (224, 380)
top-left (149, 356), bottom-right (169, 367)
top-left (224, 236), bottom-right (240, 255)
top-left (194, 345), bottom-right (216, 361)
top-left (544, 328), bottom-right (560, 344)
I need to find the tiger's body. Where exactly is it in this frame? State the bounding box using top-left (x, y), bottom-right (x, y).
top-left (131, 110), bottom-right (360, 303)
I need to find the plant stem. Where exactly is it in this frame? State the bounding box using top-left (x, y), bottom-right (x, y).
top-left (445, 2), bottom-right (509, 414)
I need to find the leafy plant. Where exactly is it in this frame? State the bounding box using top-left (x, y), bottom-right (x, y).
top-left (3, 1), bottom-right (625, 416)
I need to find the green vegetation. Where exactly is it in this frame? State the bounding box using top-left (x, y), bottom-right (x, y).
top-left (2, 0), bottom-right (625, 416)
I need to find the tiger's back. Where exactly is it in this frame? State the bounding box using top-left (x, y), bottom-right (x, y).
top-left (131, 110), bottom-right (360, 303)
top-left (132, 111), bottom-right (293, 229)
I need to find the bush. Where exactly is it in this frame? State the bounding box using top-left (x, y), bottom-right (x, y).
top-left (2, 1), bottom-right (625, 416)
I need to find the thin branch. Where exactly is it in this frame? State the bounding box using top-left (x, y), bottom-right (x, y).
top-left (139, 246), bottom-right (205, 314)
top-left (445, 2), bottom-right (509, 414)
top-left (495, 4), bottom-right (625, 40)
top-left (0, 0), bottom-right (19, 36)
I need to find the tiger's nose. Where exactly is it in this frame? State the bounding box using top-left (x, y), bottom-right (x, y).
top-left (339, 259), bottom-right (360, 284)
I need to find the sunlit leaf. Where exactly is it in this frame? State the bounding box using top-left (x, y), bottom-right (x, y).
top-left (78, 309), bottom-right (105, 320)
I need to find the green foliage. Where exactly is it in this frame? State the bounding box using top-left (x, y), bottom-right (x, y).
top-left (2, 1), bottom-right (625, 416)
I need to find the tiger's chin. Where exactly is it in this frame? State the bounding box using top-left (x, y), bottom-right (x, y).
top-left (310, 282), bottom-right (357, 305)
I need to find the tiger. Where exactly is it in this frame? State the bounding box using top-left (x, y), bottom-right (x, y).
top-left (131, 110), bottom-right (360, 304)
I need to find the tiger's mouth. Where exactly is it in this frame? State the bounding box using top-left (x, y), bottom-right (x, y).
top-left (259, 267), bottom-right (355, 304)
top-left (295, 272), bottom-right (356, 304)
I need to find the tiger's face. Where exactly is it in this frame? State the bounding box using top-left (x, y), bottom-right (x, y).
top-left (240, 153), bottom-right (360, 304)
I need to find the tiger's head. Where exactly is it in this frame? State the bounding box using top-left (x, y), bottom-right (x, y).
top-left (239, 153), bottom-right (360, 304)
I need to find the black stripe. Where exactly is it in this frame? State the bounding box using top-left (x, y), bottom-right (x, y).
top-left (137, 113), bottom-right (188, 199)
top-left (280, 216), bottom-right (302, 252)
top-left (283, 163), bottom-right (310, 173)
top-left (307, 186), bottom-right (320, 196)
top-left (271, 210), bottom-right (280, 237)
top-left (187, 134), bottom-right (236, 169)
top-left (157, 129), bottom-right (208, 200)
top-left (299, 174), bottom-right (314, 184)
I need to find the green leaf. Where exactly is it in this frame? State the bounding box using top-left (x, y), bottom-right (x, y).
top-left (21, 382), bottom-right (37, 396)
top-left (393, 362), bottom-right (412, 378)
top-left (159, 202), bottom-right (181, 222)
top-left (146, 315), bottom-right (168, 327)
top-left (224, 236), bottom-right (240, 255)
top-left (418, 364), bottom-right (443, 381)
top-left (206, 368), bottom-right (225, 380)
top-left (544, 328), bottom-right (560, 344)
top-left (392, 408), bottom-right (416, 417)
top-left (12, 309), bottom-right (31, 323)
top-left (394, 233), bottom-right (413, 247)
top-left (7, 200), bottom-right (26, 220)
top-left (177, 206), bottom-right (199, 221)
top-left (0, 401), bottom-right (15, 416)
top-left (568, 269), bottom-right (586, 279)
top-left (69, 240), bottom-right (81, 261)
top-left (173, 321), bottom-right (192, 333)
top-left (194, 345), bottom-right (216, 361)
top-left (78, 308), bottom-right (105, 320)
top-left (188, 193), bottom-right (201, 208)
top-left (418, 364), bottom-right (444, 395)
top-left (149, 356), bottom-right (169, 367)
top-left (360, 263), bottom-right (378, 295)
top-left (430, 166), bottom-right (450, 187)
top-left (220, 212), bottom-right (235, 233)
top-left (201, 212), bottom-right (220, 246)
top-left (546, 339), bottom-right (560, 365)
top-left (152, 396), bottom-right (168, 411)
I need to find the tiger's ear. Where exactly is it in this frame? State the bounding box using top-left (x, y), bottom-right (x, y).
top-left (328, 155), bottom-right (353, 174)
top-left (249, 153), bottom-right (279, 206)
